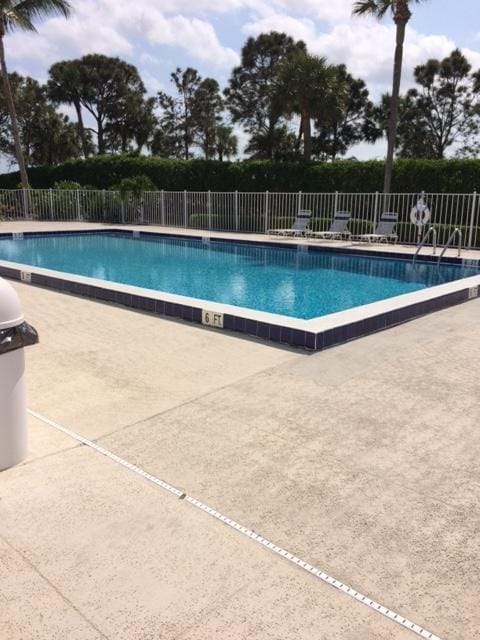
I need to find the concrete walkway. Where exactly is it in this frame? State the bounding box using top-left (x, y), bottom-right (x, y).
top-left (0, 281), bottom-right (479, 640)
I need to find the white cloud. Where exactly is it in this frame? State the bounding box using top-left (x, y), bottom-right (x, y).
top-left (152, 0), bottom-right (247, 13)
top-left (462, 48), bottom-right (480, 71)
top-left (243, 14), bottom-right (316, 43)
top-left (239, 0), bottom-right (355, 24)
top-left (7, 0), bottom-right (477, 93)
top-left (312, 22), bottom-right (456, 87)
top-left (272, 0), bottom-right (354, 24)
top-left (5, 0), bottom-right (238, 73)
top-left (6, 3), bottom-right (133, 67)
top-left (244, 11), bottom-right (465, 95)
top-left (144, 15), bottom-right (239, 68)
top-left (6, 33), bottom-right (57, 63)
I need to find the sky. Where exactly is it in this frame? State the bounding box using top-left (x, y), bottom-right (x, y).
top-left (4, 0), bottom-right (480, 164)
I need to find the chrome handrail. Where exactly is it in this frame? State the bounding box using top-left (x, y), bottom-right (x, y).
top-left (413, 226), bottom-right (437, 263)
top-left (437, 228), bottom-right (462, 265)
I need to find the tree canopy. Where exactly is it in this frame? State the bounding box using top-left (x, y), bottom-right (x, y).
top-left (0, 72), bottom-right (86, 165)
top-left (47, 54), bottom-right (149, 155)
top-left (224, 32), bottom-right (306, 160)
top-left (3, 28), bottom-right (480, 172)
top-left (273, 53), bottom-right (340, 161)
top-left (374, 49), bottom-right (480, 159)
top-left (0, 0), bottom-right (72, 188)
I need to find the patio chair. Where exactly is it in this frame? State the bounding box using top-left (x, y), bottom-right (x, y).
top-left (269, 210), bottom-right (312, 237)
top-left (352, 212), bottom-right (398, 243)
top-left (307, 211), bottom-right (351, 240)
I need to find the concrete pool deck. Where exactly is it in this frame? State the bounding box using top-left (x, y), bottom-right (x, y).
top-left (0, 270), bottom-right (479, 639)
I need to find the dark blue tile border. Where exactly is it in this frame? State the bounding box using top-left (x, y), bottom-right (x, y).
top-left (256, 322), bottom-right (270, 340)
top-left (1, 228), bottom-right (478, 351)
top-left (245, 318), bottom-right (257, 336)
top-left (305, 332), bottom-right (317, 350)
top-left (0, 264), bottom-right (20, 279)
top-left (1, 262), bottom-right (477, 350)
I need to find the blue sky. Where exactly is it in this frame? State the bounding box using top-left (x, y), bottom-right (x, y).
top-left (4, 0), bottom-right (480, 163)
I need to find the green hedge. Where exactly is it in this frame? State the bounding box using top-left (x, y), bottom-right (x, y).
top-left (1, 155), bottom-right (480, 193)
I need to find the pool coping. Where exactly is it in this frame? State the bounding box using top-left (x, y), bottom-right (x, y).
top-left (0, 227), bottom-right (479, 351)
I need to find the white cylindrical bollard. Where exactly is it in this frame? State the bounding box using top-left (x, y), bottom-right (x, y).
top-left (0, 278), bottom-right (37, 471)
top-left (0, 349), bottom-right (27, 470)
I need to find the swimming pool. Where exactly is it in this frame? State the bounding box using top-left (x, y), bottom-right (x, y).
top-left (0, 229), bottom-right (478, 349)
top-left (0, 231), bottom-right (478, 320)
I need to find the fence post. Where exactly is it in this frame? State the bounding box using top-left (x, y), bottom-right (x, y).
top-left (334, 190), bottom-right (339, 213)
top-left (208, 190), bottom-right (212, 231)
top-left (121, 198), bottom-right (125, 224)
top-left (22, 189), bottom-right (29, 219)
top-left (297, 190), bottom-right (302, 213)
top-left (373, 190), bottom-right (379, 227)
top-left (264, 190), bottom-right (269, 234)
top-left (234, 190), bottom-right (239, 231)
top-left (467, 190), bottom-right (477, 249)
top-left (76, 190), bottom-right (81, 221)
top-left (102, 189), bottom-right (106, 221)
top-left (183, 189), bottom-right (187, 227)
top-left (48, 188), bottom-right (54, 220)
top-left (161, 190), bottom-right (165, 226)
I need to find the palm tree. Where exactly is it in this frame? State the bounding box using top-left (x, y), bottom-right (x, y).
top-left (0, 1), bottom-right (71, 190)
top-left (273, 53), bottom-right (340, 162)
top-left (353, 0), bottom-right (426, 193)
top-left (215, 125), bottom-right (237, 161)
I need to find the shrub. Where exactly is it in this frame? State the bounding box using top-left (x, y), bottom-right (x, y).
top-left (53, 180), bottom-right (82, 190)
top-left (115, 174), bottom-right (158, 199)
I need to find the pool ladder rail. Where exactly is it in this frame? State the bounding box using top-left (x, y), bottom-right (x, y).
top-left (412, 226), bottom-right (437, 264)
top-left (437, 227), bottom-right (462, 265)
top-left (412, 226), bottom-right (463, 265)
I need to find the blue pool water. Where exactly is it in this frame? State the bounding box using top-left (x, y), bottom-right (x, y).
top-left (0, 232), bottom-right (477, 319)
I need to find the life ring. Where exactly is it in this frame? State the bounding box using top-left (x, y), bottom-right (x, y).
top-left (410, 197), bottom-right (431, 227)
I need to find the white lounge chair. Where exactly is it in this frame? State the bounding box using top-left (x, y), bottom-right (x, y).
top-left (269, 210), bottom-right (311, 237)
top-left (307, 211), bottom-right (351, 240)
top-left (352, 212), bottom-right (398, 243)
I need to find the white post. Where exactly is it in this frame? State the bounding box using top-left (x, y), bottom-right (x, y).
top-left (297, 190), bottom-right (302, 213)
top-left (334, 190), bottom-right (339, 213)
top-left (234, 190), bottom-right (239, 231)
top-left (22, 189), bottom-right (29, 219)
top-left (121, 200), bottom-right (125, 224)
top-left (102, 190), bottom-right (106, 221)
top-left (49, 188), bottom-right (54, 220)
top-left (76, 190), bottom-right (81, 221)
top-left (373, 190), bottom-right (379, 227)
top-left (184, 189), bottom-right (188, 227)
top-left (208, 190), bottom-right (212, 230)
top-left (264, 190), bottom-right (269, 234)
top-left (467, 190), bottom-right (477, 249)
top-left (0, 279), bottom-right (34, 470)
top-left (161, 190), bottom-right (165, 226)
top-left (418, 190), bottom-right (427, 245)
